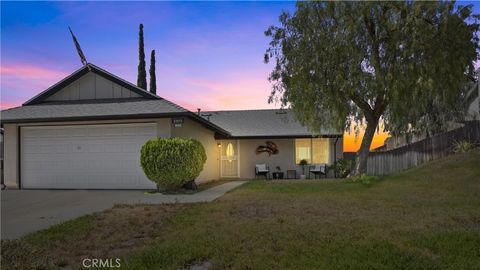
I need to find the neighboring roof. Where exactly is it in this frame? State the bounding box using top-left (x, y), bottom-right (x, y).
top-left (201, 109), bottom-right (342, 138)
top-left (23, 63), bottom-right (159, 105)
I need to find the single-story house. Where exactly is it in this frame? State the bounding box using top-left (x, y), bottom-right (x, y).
top-left (1, 64), bottom-right (343, 189)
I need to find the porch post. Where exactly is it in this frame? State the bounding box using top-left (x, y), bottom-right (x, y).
top-left (333, 136), bottom-right (340, 178)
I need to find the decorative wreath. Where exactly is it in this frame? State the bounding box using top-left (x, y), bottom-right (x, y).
top-left (256, 141), bottom-right (279, 156)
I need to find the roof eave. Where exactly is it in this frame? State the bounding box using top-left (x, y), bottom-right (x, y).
top-left (214, 134), bottom-right (343, 140)
top-left (186, 113), bottom-right (231, 137)
top-left (1, 111), bottom-right (231, 137)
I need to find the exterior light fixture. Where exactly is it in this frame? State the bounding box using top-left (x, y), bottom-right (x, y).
top-left (217, 142), bottom-right (222, 148)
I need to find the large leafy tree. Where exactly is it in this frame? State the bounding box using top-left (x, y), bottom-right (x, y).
top-left (265, 1), bottom-right (479, 175)
top-left (150, 49), bottom-right (157, 94)
top-left (137, 23), bottom-right (147, 90)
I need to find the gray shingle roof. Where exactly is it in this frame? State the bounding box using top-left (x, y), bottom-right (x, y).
top-left (201, 109), bottom-right (342, 137)
top-left (1, 98), bottom-right (188, 123)
top-left (1, 98), bottom-right (230, 136)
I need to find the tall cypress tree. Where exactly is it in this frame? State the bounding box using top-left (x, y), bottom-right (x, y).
top-left (137, 24), bottom-right (147, 90)
top-left (149, 50), bottom-right (157, 95)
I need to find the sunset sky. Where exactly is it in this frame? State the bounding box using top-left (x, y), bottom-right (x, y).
top-left (1, 1), bottom-right (477, 152)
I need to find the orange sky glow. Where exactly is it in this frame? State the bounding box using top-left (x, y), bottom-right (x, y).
top-left (343, 129), bottom-right (390, 152)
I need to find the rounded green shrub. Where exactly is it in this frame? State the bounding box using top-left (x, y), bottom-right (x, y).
top-left (140, 137), bottom-right (207, 190)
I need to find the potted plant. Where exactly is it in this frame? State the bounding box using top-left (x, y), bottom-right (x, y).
top-left (299, 159), bottom-right (308, 179)
top-left (332, 158), bottom-right (354, 178)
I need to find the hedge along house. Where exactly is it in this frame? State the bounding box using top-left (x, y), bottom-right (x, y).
top-left (1, 64), bottom-right (343, 189)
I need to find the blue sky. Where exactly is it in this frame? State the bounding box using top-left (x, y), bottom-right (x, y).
top-left (1, 1), bottom-right (479, 151)
top-left (1, 1), bottom-right (295, 110)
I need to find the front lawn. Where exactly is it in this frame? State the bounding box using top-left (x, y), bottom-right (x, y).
top-left (2, 151), bottom-right (479, 269)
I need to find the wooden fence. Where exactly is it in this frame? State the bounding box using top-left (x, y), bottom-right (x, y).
top-left (366, 121), bottom-right (480, 176)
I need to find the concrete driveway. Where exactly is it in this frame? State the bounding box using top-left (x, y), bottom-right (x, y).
top-left (1, 181), bottom-right (246, 239)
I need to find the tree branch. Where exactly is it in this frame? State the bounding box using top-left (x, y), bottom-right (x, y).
top-left (350, 92), bottom-right (374, 119)
top-left (363, 14), bottom-right (382, 78)
top-left (373, 94), bottom-right (387, 118)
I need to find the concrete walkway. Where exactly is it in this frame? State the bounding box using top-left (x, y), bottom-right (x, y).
top-left (1, 181), bottom-right (246, 240)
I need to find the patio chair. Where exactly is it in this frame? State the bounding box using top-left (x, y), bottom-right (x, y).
top-left (255, 164), bottom-right (270, 180)
top-left (309, 164), bottom-right (327, 179)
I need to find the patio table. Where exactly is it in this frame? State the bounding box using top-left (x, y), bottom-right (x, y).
top-left (272, 172), bottom-right (284, 179)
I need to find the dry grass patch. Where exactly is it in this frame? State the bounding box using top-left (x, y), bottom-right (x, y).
top-left (150, 179), bottom-right (231, 194)
top-left (1, 203), bottom-right (187, 270)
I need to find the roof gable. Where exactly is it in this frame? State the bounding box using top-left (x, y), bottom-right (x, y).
top-left (24, 63), bottom-right (159, 105)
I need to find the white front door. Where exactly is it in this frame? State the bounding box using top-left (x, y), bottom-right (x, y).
top-left (21, 123), bottom-right (157, 189)
top-left (220, 140), bottom-right (240, 178)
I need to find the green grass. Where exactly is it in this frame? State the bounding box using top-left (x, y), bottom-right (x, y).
top-left (2, 151), bottom-right (479, 269)
top-left (122, 151), bottom-right (480, 270)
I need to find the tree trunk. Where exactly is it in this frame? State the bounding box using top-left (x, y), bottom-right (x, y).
top-left (352, 117), bottom-right (379, 176)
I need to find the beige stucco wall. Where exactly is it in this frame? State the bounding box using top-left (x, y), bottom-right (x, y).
top-left (3, 124), bottom-right (18, 189)
top-left (234, 137), bottom-right (343, 179)
top-left (171, 118), bottom-right (220, 183)
top-left (237, 139), bottom-right (296, 179)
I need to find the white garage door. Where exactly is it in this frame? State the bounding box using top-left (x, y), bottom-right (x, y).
top-left (21, 123), bottom-right (157, 189)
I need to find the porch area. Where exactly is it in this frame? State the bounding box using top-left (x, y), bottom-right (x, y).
top-left (216, 137), bottom-right (343, 180)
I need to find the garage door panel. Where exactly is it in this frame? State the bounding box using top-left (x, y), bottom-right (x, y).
top-left (21, 123), bottom-right (157, 189)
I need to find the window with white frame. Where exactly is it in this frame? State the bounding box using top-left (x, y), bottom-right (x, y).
top-left (295, 138), bottom-right (330, 164)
